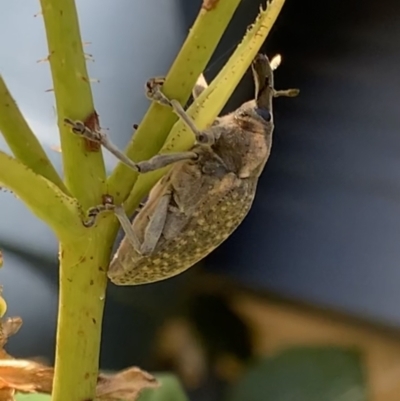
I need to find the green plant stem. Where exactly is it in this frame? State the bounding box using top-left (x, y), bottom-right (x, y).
top-left (124, 0), bottom-right (286, 214)
top-left (40, 0), bottom-right (106, 208)
top-left (107, 0), bottom-right (243, 205)
top-left (53, 223), bottom-right (115, 401)
top-left (164, 0), bottom-right (287, 149)
top-left (0, 150), bottom-right (82, 239)
top-left (39, 2), bottom-right (114, 401)
top-left (0, 77), bottom-right (67, 194)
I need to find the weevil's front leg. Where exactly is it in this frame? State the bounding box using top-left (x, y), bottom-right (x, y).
top-left (65, 118), bottom-right (199, 173)
top-left (83, 202), bottom-right (115, 228)
top-left (145, 78), bottom-right (218, 146)
top-left (135, 151), bottom-right (199, 173)
top-left (64, 118), bottom-right (141, 172)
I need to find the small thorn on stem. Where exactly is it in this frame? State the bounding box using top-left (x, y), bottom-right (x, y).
top-left (36, 56), bottom-right (50, 64)
top-left (50, 145), bottom-right (62, 153)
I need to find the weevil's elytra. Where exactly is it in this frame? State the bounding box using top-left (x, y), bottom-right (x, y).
top-left (65, 54), bottom-right (298, 286)
top-left (109, 173), bottom-right (256, 284)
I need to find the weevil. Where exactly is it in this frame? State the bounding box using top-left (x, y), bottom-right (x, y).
top-left (65, 54), bottom-right (298, 285)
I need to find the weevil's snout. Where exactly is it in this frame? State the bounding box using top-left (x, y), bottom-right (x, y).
top-left (251, 53), bottom-right (299, 119)
top-left (233, 54), bottom-right (298, 129)
top-left (251, 54), bottom-right (275, 121)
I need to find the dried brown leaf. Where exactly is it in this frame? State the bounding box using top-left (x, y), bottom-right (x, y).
top-left (0, 318), bottom-right (22, 351)
top-left (202, 0), bottom-right (220, 11)
top-left (0, 317), bottom-right (158, 401)
top-left (0, 359), bottom-right (53, 393)
top-left (0, 387), bottom-right (15, 401)
top-left (0, 359), bottom-right (158, 401)
top-left (96, 367), bottom-right (159, 401)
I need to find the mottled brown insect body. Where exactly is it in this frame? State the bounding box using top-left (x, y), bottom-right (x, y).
top-left (107, 54), bottom-right (298, 285)
top-left (108, 148), bottom-right (260, 285)
top-left (65, 54), bottom-right (297, 286)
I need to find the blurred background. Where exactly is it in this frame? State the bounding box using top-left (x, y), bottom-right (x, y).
top-left (2, 0), bottom-right (400, 400)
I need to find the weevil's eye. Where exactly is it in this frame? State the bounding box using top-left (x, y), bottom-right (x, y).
top-left (255, 108), bottom-right (272, 122)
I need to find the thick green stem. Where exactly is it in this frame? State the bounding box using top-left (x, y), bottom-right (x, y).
top-left (40, 0), bottom-right (106, 208)
top-left (164, 0), bottom-right (287, 150)
top-left (38, 1), bottom-right (113, 401)
top-left (107, 0), bottom-right (242, 204)
top-left (53, 224), bottom-right (114, 401)
top-left (0, 151), bottom-right (82, 239)
top-left (124, 0), bottom-right (286, 215)
top-left (0, 77), bottom-right (67, 194)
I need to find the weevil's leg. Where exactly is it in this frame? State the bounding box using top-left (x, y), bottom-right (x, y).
top-left (65, 118), bottom-right (201, 173)
top-left (84, 202), bottom-right (143, 253)
top-left (145, 78), bottom-right (217, 146)
top-left (83, 203), bottom-right (115, 227)
top-left (64, 118), bottom-right (141, 172)
top-left (113, 205), bottom-right (143, 253)
top-left (145, 78), bottom-right (202, 136)
top-left (140, 192), bottom-right (172, 256)
top-left (192, 74), bottom-right (208, 99)
top-left (83, 201), bottom-right (143, 251)
top-left (114, 195), bottom-right (170, 256)
top-left (136, 151), bottom-right (198, 173)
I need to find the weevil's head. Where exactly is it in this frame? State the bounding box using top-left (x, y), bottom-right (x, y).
top-left (236, 54), bottom-right (276, 130)
top-left (233, 53), bottom-right (298, 137)
top-left (233, 100), bottom-right (274, 138)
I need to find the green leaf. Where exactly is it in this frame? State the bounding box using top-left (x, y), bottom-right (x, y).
top-left (226, 346), bottom-right (369, 401)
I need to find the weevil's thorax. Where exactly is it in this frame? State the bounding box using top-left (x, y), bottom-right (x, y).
top-left (208, 99), bottom-right (274, 178)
